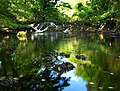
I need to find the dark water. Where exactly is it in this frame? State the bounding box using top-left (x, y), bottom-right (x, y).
top-left (0, 32), bottom-right (120, 91)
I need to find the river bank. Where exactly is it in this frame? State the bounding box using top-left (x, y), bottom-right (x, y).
top-left (0, 22), bottom-right (120, 37)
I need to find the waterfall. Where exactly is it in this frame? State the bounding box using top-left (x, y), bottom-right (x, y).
top-left (29, 22), bottom-right (57, 33)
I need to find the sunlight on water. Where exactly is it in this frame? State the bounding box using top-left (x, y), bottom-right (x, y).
top-left (0, 32), bottom-right (120, 91)
top-left (61, 69), bottom-right (88, 91)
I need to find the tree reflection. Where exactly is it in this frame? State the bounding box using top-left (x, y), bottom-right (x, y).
top-left (0, 33), bottom-right (120, 91)
top-left (18, 68), bottom-right (70, 91)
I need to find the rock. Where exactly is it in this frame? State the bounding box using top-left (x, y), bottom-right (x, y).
top-left (0, 77), bottom-right (17, 87)
top-left (75, 54), bottom-right (87, 60)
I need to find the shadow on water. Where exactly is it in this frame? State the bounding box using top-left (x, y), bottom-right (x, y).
top-left (0, 32), bottom-right (120, 91)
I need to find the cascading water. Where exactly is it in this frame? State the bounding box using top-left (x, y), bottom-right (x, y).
top-left (29, 22), bottom-right (57, 33)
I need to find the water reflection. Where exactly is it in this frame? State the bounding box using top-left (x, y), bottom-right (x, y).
top-left (0, 61), bottom-right (1, 69)
top-left (61, 69), bottom-right (87, 91)
top-left (0, 32), bottom-right (120, 91)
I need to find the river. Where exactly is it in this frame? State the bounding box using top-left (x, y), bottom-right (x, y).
top-left (0, 32), bottom-right (120, 91)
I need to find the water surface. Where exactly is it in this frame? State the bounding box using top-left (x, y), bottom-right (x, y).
top-left (0, 32), bottom-right (120, 91)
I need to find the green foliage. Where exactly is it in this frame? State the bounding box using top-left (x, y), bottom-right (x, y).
top-left (57, 2), bottom-right (72, 9)
top-left (0, 15), bottom-right (28, 29)
top-left (75, 2), bottom-right (83, 10)
top-left (0, 0), bottom-right (119, 29)
top-left (0, 0), bottom-right (69, 29)
top-left (73, 0), bottom-right (120, 27)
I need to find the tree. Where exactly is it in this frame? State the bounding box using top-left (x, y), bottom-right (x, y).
top-left (0, 0), bottom-right (69, 29)
top-left (73, 0), bottom-right (120, 29)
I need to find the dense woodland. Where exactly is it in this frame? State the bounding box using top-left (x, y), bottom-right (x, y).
top-left (0, 0), bottom-right (120, 32)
